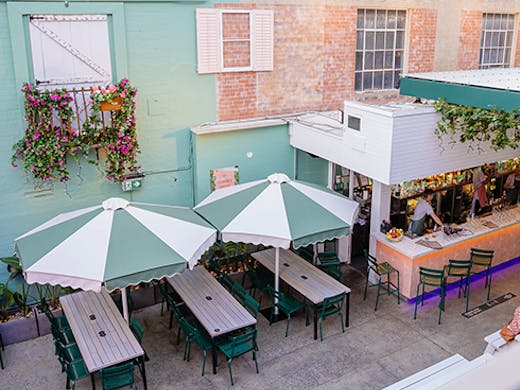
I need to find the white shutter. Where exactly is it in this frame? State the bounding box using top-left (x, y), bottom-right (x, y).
top-left (196, 8), bottom-right (221, 74)
top-left (252, 10), bottom-right (274, 71)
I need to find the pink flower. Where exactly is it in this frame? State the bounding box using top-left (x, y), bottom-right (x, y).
top-left (30, 167), bottom-right (34, 173)
top-left (50, 94), bottom-right (59, 101)
top-left (121, 91), bottom-right (126, 98)
top-left (108, 85), bottom-right (118, 93)
top-left (92, 87), bottom-right (100, 93)
top-left (89, 99), bottom-right (94, 104)
top-left (12, 163), bottom-right (18, 168)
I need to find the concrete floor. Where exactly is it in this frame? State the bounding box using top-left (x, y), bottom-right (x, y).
top-left (1, 261), bottom-right (519, 390)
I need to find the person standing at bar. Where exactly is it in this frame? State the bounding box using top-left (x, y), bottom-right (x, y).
top-left (410, 189), bottom-right (443, 236)
top-left (504, 167), bottom-right (520, 205)
top-left (471, 167), bottom-right (488, 216)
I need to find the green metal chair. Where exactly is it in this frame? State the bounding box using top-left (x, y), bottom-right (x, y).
top-left (470, 248), bottom-right (494, 301)
top-left (65, 359), bottom-right (90, 390)
top-left (316, 292), bottom-right (346, 341)
top-left (267, 285), bottom-right (306, 337)
top-left (414, 267), bottom-right (446, 325)
top-left (243, 295), bottom-right (260, 319)
top-left (130, 318), bottom-right (144, 344)
top-left (178, 317), bottom-right (213, 376)
top-left (317, 251), bottom-right (343, 281)
top-left (216, 327), bottom-right (259, 386)
top-left (44, 305), bottom-right (70, 332)
top-left (99, 361), bottom-right (137, 390)
top-left (232, 281), bottom-right (247, 304)
top-left (363, 250), bottom-right (400, 311)
top-left (444, 259), bottom-right (472, 312)
top-left (220, 274), bottom-right (234, 292)
top-left (248, 267), bottom-right (273, 307)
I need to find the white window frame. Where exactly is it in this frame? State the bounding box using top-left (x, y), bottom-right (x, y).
top-left (220, 10), bottom-right (254, 72)
top-left (479, 13), bottom-right (516, 69)
top-left (354, 9), bottom-right (406, 92)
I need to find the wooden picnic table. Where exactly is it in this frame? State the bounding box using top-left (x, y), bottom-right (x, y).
top-left (252, 248), bottom-right (351, 340)
top-left (168, 266), bottom-right (256, 373)
top-left (60, 290), bottom-right (146, 389)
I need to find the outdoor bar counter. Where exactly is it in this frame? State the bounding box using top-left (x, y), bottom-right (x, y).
top-left (375, 206), bottom-right (520, 299)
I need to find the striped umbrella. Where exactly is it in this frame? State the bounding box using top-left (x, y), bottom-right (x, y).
top-left (195, 173), bottom-right (359, 310)
top-left (15, 197), bottom-right (217, 321)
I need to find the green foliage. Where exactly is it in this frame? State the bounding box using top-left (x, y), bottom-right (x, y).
top-left (83, 78), bottom-right (140, 182)
top-left (1, 255), bottom-right (22, 279)
top-left (12, 78), bottom-right (140, 185)
top-left (434, 98), bottom-right (520, 151)
top-left (0, 283), bottom-right (14, 322)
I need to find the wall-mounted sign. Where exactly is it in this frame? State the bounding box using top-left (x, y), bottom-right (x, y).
top-left (210, 165), bottom-right (239, 192)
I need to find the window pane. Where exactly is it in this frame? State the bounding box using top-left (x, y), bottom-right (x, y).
top-left (506, 32), bottom-right (513, 46)
top-left (356, 31), bottom-right (364, 49)
top-left (490, 48), bottom-right (499, 63)
top-left (365, 51), bottom-right (374, 69)
top-left (366, 32), bottom-right (375, 50)
top-left (491, 32), bottom-right (499, 47)
top-left (355, 72), bottom-right (362, 91)
top-left (222, 13), bottom-right (250, 40)
top-left (376, 32), bottom-right (385, 50)
top-left (483, 14), bottom-right (492, 30)
top-left (394, 71), bottom-right (400, 89)
top-left (507, 15), bottom-right (515, 30)
top-left (365, 10), bottom-right (375, 28)
top-left (504, 49), bottom-right (511, 65)
top-left (387, 10), bottom-right (397, 29)
top-left (385, 32), bottom-right (395, 49)
top-left (373, 71), bottom-right (383, 89)
top-left (396, 31), bottom-right (404, 49)
top-left (355, 51), bottom-right (363, 71)
top-left (223, 41), bottom-right (251, 68)
top-left (484, 49), bottom-right (491, 63)
top-left (357, 9), bottom-right (364, 28)
top-left (383, 71), bottom-right (393, 89)
top-left (374, 51), bottom-right (384, 69)
top-left (499, 32), bottom-right (505, 46)
top-left (363, 71), bottom-right (373, 90)
top-left (397, 11), bottom-right (406, 29)
top-left (376, 10), bottom-right (386, 29)
top-left (500, 14), bottom-right (508, 30)
top-left (384, 51), bottom-right (393, 68)
top-left (497, 49), bottom-right (504, 63)
top-left (395, 51), bottom-right (402, 69)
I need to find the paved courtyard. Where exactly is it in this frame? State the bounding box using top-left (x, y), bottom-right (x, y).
top-left (1, 260), bottom-right (519, 389)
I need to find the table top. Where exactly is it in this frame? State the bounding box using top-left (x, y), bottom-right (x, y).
top-left (252, 248), bottom-right (351, 305)
top-left (168, 267), bottom-right (256, 338)
top-left (60, 290), bottom-right (144, 373)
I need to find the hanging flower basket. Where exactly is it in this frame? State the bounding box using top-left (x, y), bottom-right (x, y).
top-left (100, 97), bottom-right (122, 111)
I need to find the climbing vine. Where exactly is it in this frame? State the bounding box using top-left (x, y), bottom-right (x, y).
top-left (434, 98), bottom-right (520, 151)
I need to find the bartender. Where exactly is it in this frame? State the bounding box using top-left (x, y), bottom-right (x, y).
top-left (504, 167), bottom-right (520, 205)
top-left (410, 189), bottom-right (443, 236)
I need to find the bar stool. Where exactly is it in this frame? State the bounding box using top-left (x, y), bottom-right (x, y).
top-left (444, 259), bottom-right (472, 312)
top-left (470, 248), bottom-right (494, 301)
top-left (363, 250), bottom-right (400, 311)
top-left (414, 267), bottom-right (446, 325)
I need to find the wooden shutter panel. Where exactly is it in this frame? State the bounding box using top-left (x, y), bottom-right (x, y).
top-left (252, 10), bottom-right (274, 71)
top-left (196, 8), bottom-right (221, 74)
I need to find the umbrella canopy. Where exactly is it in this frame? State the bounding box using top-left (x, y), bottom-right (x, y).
top-left (16, 197), bottom-right (217, 292)
top-left (194, 173), bottom-right (359, 249)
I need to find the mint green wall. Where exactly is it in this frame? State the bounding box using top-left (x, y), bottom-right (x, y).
top-left (0, 1), bottom-right (218, 269)
top-left (193, 125), bottom-right (295, 203)
top-left (295, 150), bottom-right (329, 186)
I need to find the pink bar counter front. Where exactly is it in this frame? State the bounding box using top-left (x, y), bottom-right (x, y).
top-left (375, 207), bottom-right (520, 299)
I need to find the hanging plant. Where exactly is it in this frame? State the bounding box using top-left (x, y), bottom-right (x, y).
top-left (11, 83), bottom-right (82, 184)
top-left (434, 98), bottom-right (520, 151)
top-left (83, 79), bottom-right (140, 182)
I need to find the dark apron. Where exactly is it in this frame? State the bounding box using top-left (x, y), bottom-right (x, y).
top-left (410, 215), bottom-right (426, 236)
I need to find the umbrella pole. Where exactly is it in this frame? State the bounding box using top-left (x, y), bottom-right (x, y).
top-left (274, 247), bottom-right (280, 315)
top-left (121, 287), bottom-right (129, 323)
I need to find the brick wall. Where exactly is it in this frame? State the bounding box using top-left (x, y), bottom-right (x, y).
top-left (216, 4), bottom-right (434, 122)
top-left (457, 10), bottom-right (482, 70)
top-left (407, 8), bottom-right (437, 73)
top-left (515, 17), bottom-right (520, 67)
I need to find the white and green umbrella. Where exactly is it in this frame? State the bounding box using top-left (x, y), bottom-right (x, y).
top-left (15, 197), bottom-right (217, 321)
top-left (195, 173), bottom-right (359, 310)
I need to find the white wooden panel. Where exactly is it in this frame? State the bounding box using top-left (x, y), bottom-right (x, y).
top-left (196, 8), bottom-right (221, 74)
top-left (29, 14), bottom-right (112, 89)
top-left (390, 109), bottom-right (520, 184)
top-left (252, 10), bottom-right (274, 71)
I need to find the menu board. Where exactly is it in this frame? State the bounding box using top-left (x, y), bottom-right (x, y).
top-left (210, 166), bottom-right (239, 192)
